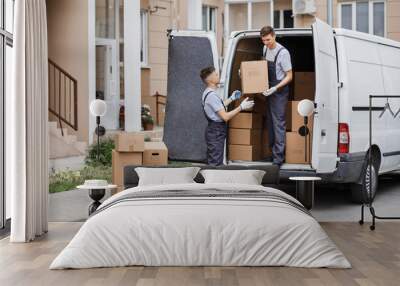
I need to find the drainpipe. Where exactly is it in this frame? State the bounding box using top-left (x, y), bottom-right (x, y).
top-left (327, 0), bottom-right (333, 26)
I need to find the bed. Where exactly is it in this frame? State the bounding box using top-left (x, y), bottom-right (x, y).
top-left (50, 165), bottom-right (350, 269)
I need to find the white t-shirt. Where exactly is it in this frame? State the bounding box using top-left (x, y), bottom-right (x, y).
top-left (263, 42), bottom-right (292, 81)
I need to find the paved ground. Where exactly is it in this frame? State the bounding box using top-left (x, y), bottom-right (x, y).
top-left (49, 171), bottom-right (400, 223)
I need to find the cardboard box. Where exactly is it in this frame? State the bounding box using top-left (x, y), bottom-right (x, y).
top-left (143, 141), bottom-right (168, 166)
top-left (294, 72), bottom-right (315, 101)
top-left (115, 132), bottom-right (145, 152)
top-left (285, 132), bottom-right (311, 164)
top-left (229, 113), bottom-right (263, 129)
top-left (112, 150), bottom-right (143, 191)
top-left (240, 61), bottom-right (268, 94)
top-left (229, 128), bottom-right (262, 145)
top-left (228, 144), bottom-right (261, 161)
top-left (286, 101), bottom-right (314, 132)
top-left (262, 129), bottom-right (272, 157)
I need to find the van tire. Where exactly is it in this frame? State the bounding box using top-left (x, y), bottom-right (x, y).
top-left (351, 163), bottom-right (378, 204)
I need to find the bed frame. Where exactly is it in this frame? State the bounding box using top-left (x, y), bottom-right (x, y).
top-left (123, 165), bottom-right (280, 190)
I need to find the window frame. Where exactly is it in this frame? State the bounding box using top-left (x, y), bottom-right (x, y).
top-left (1, 0), bottom-right (14, 230)
top-left (202, 5), bottom-right (217, 33)
top-left (338, 0), bottom-right (386, 37)
top-left (224, 0), bottom-right (274, 44)
top-left (273, 9), bottom-right (293, 28)
top-left (140, 9), bottom-right (148, 67)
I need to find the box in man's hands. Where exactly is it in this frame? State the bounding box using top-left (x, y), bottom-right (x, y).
top-left (240, 61), bottom-right (268, 94)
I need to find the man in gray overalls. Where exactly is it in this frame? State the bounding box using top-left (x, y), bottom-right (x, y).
top-left (260, 26), bottom-right (293, 167)
top-left (200, 66), bottom-right (254, 166)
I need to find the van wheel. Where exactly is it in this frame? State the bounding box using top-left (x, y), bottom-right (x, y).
top-left (351, 163), bottom-right (378, 204)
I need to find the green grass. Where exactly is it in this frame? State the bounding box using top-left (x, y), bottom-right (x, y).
top-left (49, 165), bottom-right (112, 194)
top-left (167, 161), bottom-right (196, 167)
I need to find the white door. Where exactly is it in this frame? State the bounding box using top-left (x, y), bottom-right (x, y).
top-left (96, 39), bottom-right (119, 130)
top-left (311, 19), bottom-right (339, 173)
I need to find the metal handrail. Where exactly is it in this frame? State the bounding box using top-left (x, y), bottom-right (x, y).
top-left (48, 59), bottom-right (78, 134)
top-left (155, 92), bottom-right (167, 125)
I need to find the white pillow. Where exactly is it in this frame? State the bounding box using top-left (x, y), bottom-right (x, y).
top-left (135, 167), bottom-right (201, 186)
top-left (200, 169), bottom-right (266, 185)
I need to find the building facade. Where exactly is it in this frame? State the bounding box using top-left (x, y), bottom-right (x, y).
top-left (45, 0), bottom-right (400, 146)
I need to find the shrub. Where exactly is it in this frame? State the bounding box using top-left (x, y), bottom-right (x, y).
top-left (85, 137), bottom-right (115, 167)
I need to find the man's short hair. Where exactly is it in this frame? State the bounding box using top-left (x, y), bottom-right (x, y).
top-left (260, 26), bottom-right (275, 37)
top-left (200, 66), bottom-right (215, 82)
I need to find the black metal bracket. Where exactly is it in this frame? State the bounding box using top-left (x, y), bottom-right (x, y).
top-left (359, 94), bottom-right (400, 230)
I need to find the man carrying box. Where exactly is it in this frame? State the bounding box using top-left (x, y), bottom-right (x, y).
top-left (200, 66), bottom-right (254, 166)
top-left (260, 26), bottom-right (293, 166)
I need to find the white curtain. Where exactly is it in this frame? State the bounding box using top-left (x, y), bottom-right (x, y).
top-left (9, 0), bottom-right (49, 242)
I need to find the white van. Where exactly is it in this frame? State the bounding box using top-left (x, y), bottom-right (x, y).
top-left (163, 19), bottom-right (400, 202)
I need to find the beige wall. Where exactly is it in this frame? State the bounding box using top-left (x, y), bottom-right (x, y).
top-left (145, 0), bottom-right (224, 97)
top-left (203, 0), bottom-right (224, 56)
top-left (294, 0), bottom-right (338, 28)
top-left (146, 0), bottom-right (173, 97)
top-left (47, 0), bottom-right (89, 142)
top-left (387, 0), bottom-right (400, 41)
top-left (274, 0), bottom-right (291, 11)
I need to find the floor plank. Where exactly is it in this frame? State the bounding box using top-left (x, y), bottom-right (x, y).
top-left (0, 222), bottom-right (400, 286)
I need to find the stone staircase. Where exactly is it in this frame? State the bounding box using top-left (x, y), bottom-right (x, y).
top-left (49, 121), bottom-right (87, 158)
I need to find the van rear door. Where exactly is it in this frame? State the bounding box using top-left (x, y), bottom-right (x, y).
top-left (311, 19), bottom-right (339, 173)
top-left (163, 31), bottom-right (219, 162)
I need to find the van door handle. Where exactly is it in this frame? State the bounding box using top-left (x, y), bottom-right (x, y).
top-left (321, 130), bottom-right (326, 137)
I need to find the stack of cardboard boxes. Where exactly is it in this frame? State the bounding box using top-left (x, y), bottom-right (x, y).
top-left (285, 72), bottom-right (315, 164)
top-left (228, 60), bottom-right (269, 161)
top-left (112, 132), bottom-right (168, 191)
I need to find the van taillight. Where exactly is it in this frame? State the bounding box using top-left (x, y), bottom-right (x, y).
top-left (338, 123), bottom-right (350, 154)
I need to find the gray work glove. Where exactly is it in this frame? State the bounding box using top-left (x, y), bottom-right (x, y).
top-left (262, 86), bottom-right (277, 97)
top-left (239, 97), bottom-right (255, 111)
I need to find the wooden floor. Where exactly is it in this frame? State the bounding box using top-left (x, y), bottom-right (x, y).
top-left (1, 222), bottom-right (400, 286)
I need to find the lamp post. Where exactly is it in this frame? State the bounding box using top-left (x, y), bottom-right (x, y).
top-left (87, 99), bottom-right (108, 215)
top-left (90, 99), bottom-right (107, 162)
top-left (297, 99), bottom-right (315, 162)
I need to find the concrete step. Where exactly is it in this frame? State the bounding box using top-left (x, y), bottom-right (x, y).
top-left (63, 134), bottom-right (78, 144)
top-left (48, 121), bottom-right (57, 129)
top-left (49, 120), bottom-right (88, 159)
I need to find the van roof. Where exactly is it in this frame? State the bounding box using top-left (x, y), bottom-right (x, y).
top-left (230, 28), bottom-right (312, 38)
top-left (230, 28), bottom-right (400, 49)
top-left (334, 28), bottom-right (400, 49)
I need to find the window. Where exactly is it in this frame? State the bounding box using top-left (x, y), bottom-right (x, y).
top-left (225, 1), bottom-right (274, 38)
top-left (273, 10), bottom-right (280, 28)
top-left (1, 0), bottom-right (14, 229)
top-left (339, 1), bottom-right (386, 37)
top-left (273, 10), bottom-right (293, 28)
top-left (140, 10), bottom-right (148, 66)
top-left (373, 2), bottom-right (385, 37)
top-left (341, 4), bottom-right (352, 29)
top-left (356, 2), bottom-right (369, 33)
top-left (202, 5), bottom-right (217, 32)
